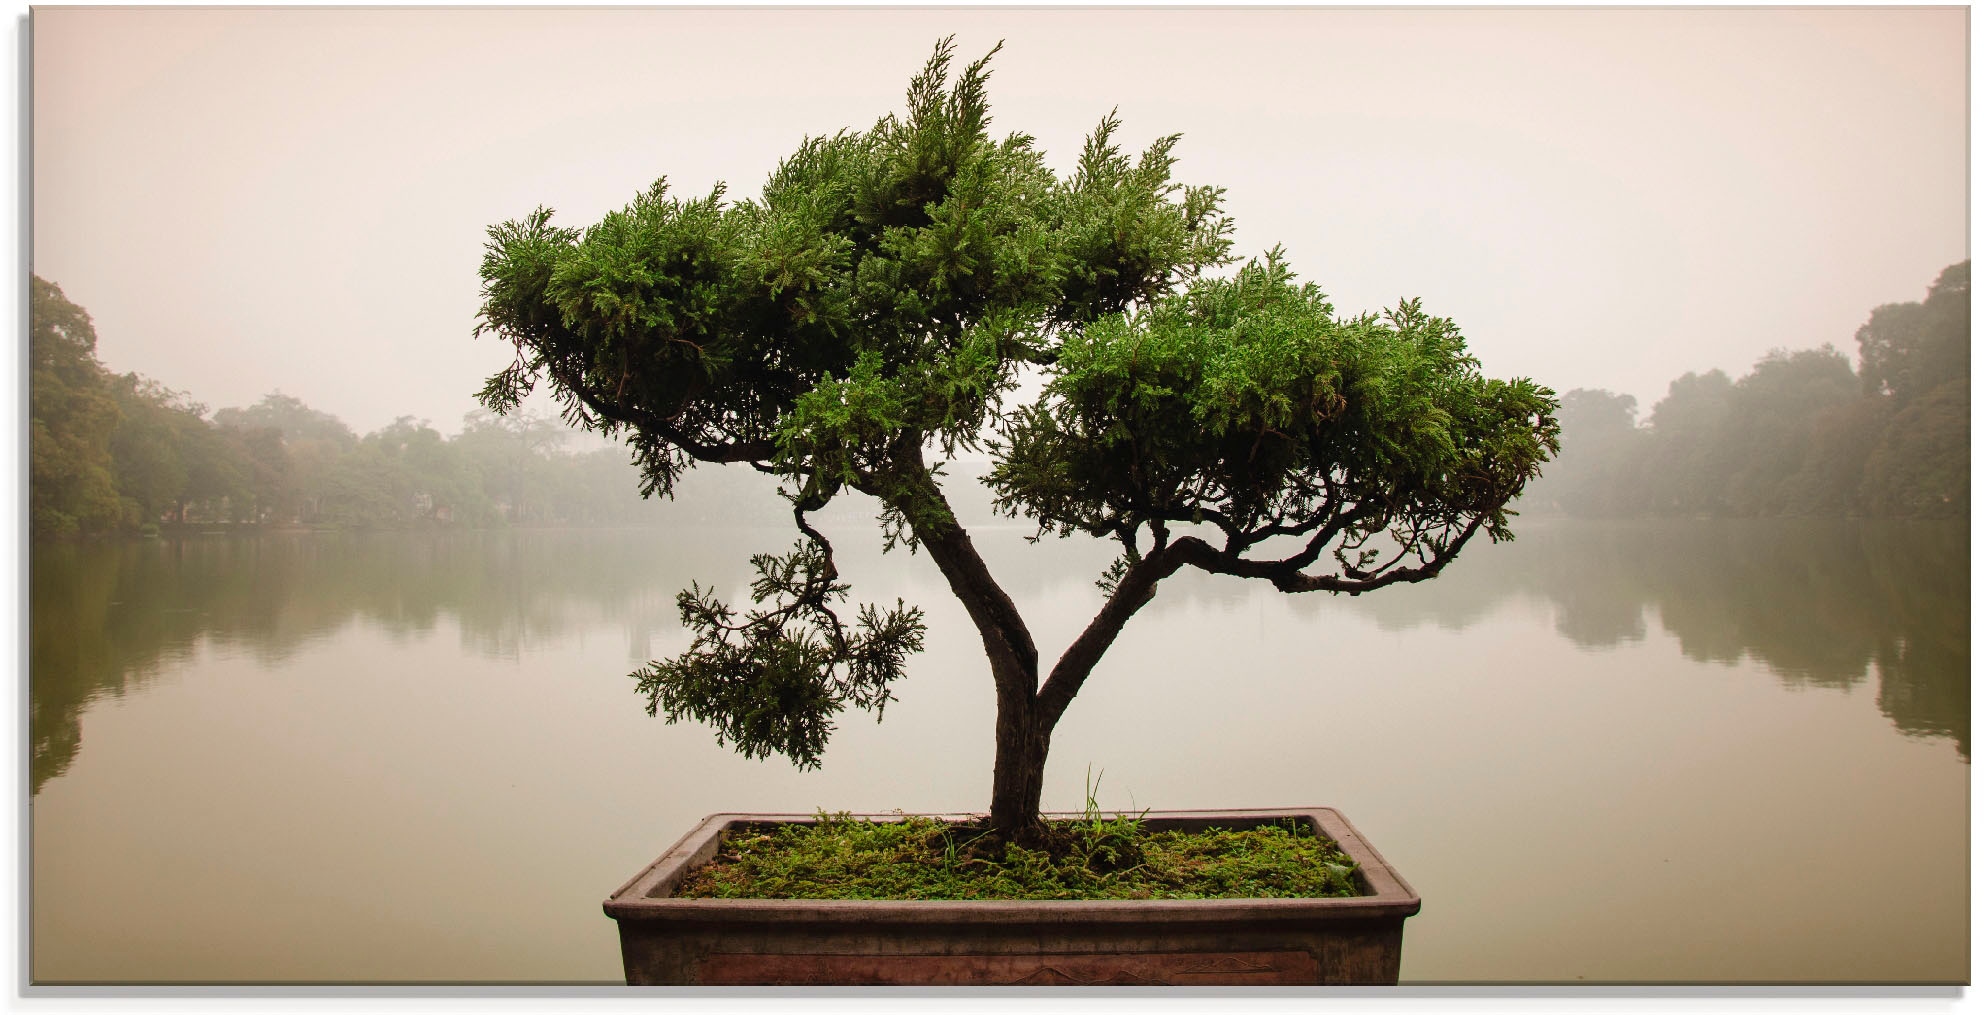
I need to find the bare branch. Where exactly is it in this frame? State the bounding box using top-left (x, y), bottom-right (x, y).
top-left (1169, 513), bottom-right (1489, 595)
top-left (1036, 544), bottom-right (1190, 727)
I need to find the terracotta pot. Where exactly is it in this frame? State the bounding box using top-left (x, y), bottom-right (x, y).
top-left (604, 807), bottom-right (1420, 986)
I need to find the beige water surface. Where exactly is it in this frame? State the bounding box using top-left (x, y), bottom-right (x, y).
top-left (29, 505), bottom-right (1968, 983)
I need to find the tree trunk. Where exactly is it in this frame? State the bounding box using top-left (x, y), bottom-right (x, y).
top-left (987, 684), bottom-right (1050, 841)
top-left (880, 454), bottom-right (1053, 841)
top-left (881, 452), bottom-right (1183, 843)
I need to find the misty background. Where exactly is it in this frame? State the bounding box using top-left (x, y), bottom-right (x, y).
top-left (31, 8), bottom-right (1966, 443)
top-left (22, 9), bottom-right (1971, 986)
top-left (27, 7), bottom-right (1971, 537)
top-left (28, 252), bottom-right (1970, 538)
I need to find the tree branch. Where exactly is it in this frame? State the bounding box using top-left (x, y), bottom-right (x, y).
top-left (882, 443), bottom-right (1041, 695)
top-left (1036, 544), bottom-right (1189, 727)
top-left (540, 356), bottom-right (777, 464)
top-left (1169, 512), bottom-right (1489, 594)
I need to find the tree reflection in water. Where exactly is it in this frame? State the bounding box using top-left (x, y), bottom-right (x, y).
top-left (30, 520), bottom-right (1967, 795)
top-left (1331, 519), bottom-right (1968, 757)
top-left (28, 530), bottom-right (720, 793)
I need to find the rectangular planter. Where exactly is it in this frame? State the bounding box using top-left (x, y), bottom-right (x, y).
top-left (603, 807), bottom-right (1420, 986)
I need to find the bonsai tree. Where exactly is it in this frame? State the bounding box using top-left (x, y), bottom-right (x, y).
top-left (475, 39), bottom-right (1559, 842)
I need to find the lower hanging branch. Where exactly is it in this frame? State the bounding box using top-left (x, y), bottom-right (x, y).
top-left (634, 536), bottom-right (926, 769)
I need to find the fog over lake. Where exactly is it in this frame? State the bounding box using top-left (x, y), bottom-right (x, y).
top-left (32, 7), bottom-right (1966, 434)
top-left (23, 5), bottom-right (1968, 991)
top-left (31, 469), bottom-right (1968, 982)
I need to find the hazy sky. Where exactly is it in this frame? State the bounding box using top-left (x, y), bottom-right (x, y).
top-left (32, 6), bottom-right (1967, 437)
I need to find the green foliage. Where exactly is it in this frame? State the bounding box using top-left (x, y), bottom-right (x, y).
top-left (476, 37), bottom-right (1234, 501)
top-left (1862, 379), bottom-right (1968, 517)
top-left (106, 376), bottom-right (195, 526)
top-left (1855, 262), bottom-right (1969, 518)
top-left (27, 280), bottom-right (670, 537)
top-left (1720, 347), bottom-right (1861, 515)
top-left (1534, 261), bottom-right (1968, 521)
top-left (104, 377), bottom-right (291, 526)
top-left (633, 539), bottom-right (925, 768)
top-left (673, 813), bottom-right (1362, 901)
top-left (474, 39), bottom-right (1558, 790)
top-left (1858, 261), bottom-right (1969, 402)
top-left (31, 276), bottom-right (123, 535)
top-left (991, 251), bottom-right (1559, 572)
top-left (213, 392), bottom-right (358, 448)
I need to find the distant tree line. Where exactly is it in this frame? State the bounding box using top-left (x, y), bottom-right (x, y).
top-left (37, 261), bottom-right (1965, 535)
top-left (1524, 261), bottom-right (1968, 519)
top-left (30, 275), bottom-right (673, 537)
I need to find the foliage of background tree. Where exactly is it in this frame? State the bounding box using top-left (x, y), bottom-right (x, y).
top-left (1526, 261), bottom-right (1968, 520)
top-left (1520, 389), bottom-right (1641, 517)
top-left (31, 277), bottom-right (124, 535)
top-left (1859, 262), bottom-right (1969, 403)
top-left (473, 40), bottom-right (1560, 838)
top-left (1718, 347), bottom-right (1860, 516)
top-left (215, 393), bottom-right (358, 522)
top-left (29, 278), bottom-right (677, 537)
top-left (1861, 378), bottom-right (1968, 516)
top-left (108, 377), bottom-right (200, 526)
top-left (1856, 261), bottom-right (1969, 516)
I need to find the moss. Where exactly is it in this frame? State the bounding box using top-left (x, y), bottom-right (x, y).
top-left (673, 813), bottom-right (1363, 901)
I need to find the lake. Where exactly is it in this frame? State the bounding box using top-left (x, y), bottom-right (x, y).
top-left (28, 488), bottom-right (1969, 983)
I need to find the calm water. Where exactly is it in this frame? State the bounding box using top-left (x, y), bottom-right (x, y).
top-left (29, 501), bottom-right (1969, 982)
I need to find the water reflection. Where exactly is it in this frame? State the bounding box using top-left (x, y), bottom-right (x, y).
top-left (30, 519), bottom-right (1968, 795)
top-left (1332, 519), bottom-right (1969, 756)
top-left (29, 529), bottom-right (751, 792)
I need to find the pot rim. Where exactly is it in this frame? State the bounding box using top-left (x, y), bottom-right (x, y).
top-left (604, 807), bottom-right (1420, 925)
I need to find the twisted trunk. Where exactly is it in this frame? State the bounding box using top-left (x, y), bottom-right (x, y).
top-left (867, 451), bottom-right (1482, 841)
top-left (918, 515), bottom-right (1054, 840)
top-left (873, 442), bottom-right (1213, 841)
top-left (988, 685), bottom-right (1051, 839)
top-left (887, 468), bottom-right (1189, 842)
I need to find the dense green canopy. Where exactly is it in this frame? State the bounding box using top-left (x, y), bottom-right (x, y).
top-left (992, 251), bottom-right (1554, 593)
top-left (476, 41), bottom-right (1231, 506)
top-left (475, 39), bottom-right (1558, 821)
